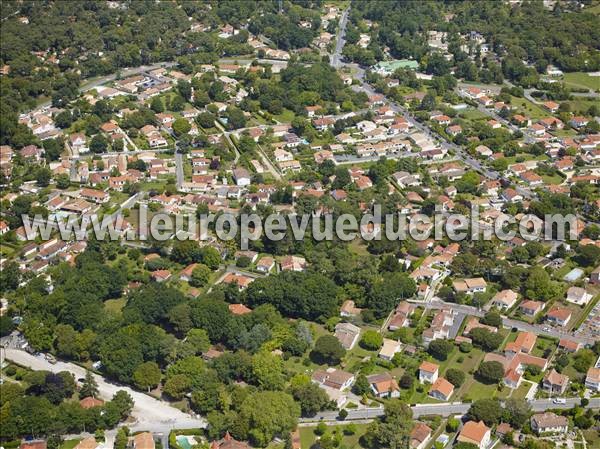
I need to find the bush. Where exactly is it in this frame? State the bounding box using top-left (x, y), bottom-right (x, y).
top-left (315, 422), bottom-right (327, 436)
top-left (360, 330), bottom-right (383, 350)
top-left (459, 341), bottom-right (473, 353)
top-left (446, 368), bottom-right (466, 387)
top-left (428, 339), bottom-right (454, 361)
top-left (476, 361), bottom-right (505, 384)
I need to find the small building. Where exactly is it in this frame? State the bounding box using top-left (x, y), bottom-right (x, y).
top-left (334, 322), bottom-right (361, 350)
top-left (489, 289), bottom-right (518, 310)
top-left (312, 368), bottom-right (355, 391)
top-left (530, 412), bottom-right (568, 434)
top-left (542, 369), bottom-right (569, 395)
top-left (133, 432), bottom-right (155, 449)
top-left (419, 361), bottom-right (439, 384)
top-left (367, 372), bottom-right (400, 398)
top-left (410, 423), bottom-right (432, 449)
top-left (429, 377), bottom-right (454, 401)
top-left (565, 286), bottom-right (593, 306)
top-left (519, 300), bottom-right (544, 317)
top-left (379, 338), bottom-right (401, 361)
top-left (585, 367), bottom-right (600, 392)
top-left (546, 307), bottom-right (572, 327)
top-left (457, 421), bottom-right (491, 449)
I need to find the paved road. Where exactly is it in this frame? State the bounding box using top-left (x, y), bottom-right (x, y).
top-left (346, 74), bottom-right (536, 200)
top-left (175, 152), bottom-right (185, 189)
top-left (419, 299), bottom-right (596, 345)
top-left (331, 6), bottom-right (350, 69)
top-left (2, 348), bottom-right (206, 431)
top-left (300, 397), bottom-right (600, 423)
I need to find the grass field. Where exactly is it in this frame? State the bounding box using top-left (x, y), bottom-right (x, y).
top-left (104, 297), bottom-right (127, 314)
top-left (59, 440), bottom-right (82, 449)
top-left (509, 96), bottom-right (551, 119)
top-left (562, 72), bottom-right (600, 91)
top-left (299, 424), bottom-right (369, 449)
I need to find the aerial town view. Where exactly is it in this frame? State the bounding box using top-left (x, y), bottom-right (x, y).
top-left (0, 0), bottom-right (599, 449)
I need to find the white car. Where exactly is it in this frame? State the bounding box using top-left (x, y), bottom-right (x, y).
top-left (552, 398), bottom-right (566, 404)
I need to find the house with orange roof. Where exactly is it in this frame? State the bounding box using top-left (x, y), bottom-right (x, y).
top-left (228, 303), bottom-right (252, 315)
top-left (457, 421), bottom-right (491, 449)
top-left (429, 377), bottom-right (454, 401)
top-left (410, 423), bottom-right (432, 449)
top-left (79, 396), bottom-right (104, 409)
top-left (419, 361), bottom-right (439, 384)
top-left (545, 306), bottom-right (572, 327)
top-left (558, 338), bottom-right (581, 353)
top-left (367, 372), bottom-right (400, 398)
top-left (505, 332), bottom-right (537, 355)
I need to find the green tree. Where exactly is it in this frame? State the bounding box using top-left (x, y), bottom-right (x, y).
top-left (352, 374), bottom-right (371, 395)
top-left (467, 398), bottom-right (503, 426)
top-left (173, 118), bottom-right (192, 137)
top-left (80, 370), bottom-right (99, 398)
top-left (237, 391), bottom-right (300, 447)
top-left (445, 368), bottom-right (466, 387)
top-left (133, 361), bottom-right (161, 392)
top-left (360, 330), bottom-right (383, 350)
top-left (90, 134), bottom-right (108, 153)
top-left (186, 328), bottom-right (210, 354)
top-left (290, 382), bottom-right (331, 417)
top-left (252, 351), bottom-right (286, 390)
top-left (475, 361), bottom-right (505, 384)
top-left (151, 97), bottom-right (164, 113)
top-left (190, 264), bottom-right (212, 287)
top-left (311, 335), bottom-right (346, 365)
top-left (428, 340), bottom-right (454, 361)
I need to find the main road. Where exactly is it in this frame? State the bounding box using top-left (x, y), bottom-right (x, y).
top-left (416, 299), bottom-right (597, 346)
top-left (2, 348), bottom-right (206, 431)
top-left (331, 6), bottom-right (350, 69)
top-left (300, 397), bottom-right (599, 423)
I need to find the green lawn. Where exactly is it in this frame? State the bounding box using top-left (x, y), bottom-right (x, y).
top-left (562, 72), bottom-right (600, 91)
top-left (60, 440), bottom-right (82, 449)
top-left (104, 297), bottom-right (127, 314)
top-left (271, 108), bottom-right (296, 124)
top-left (509, 96), bottom-right (551, 119)
top-left (582, 429), bottom-right (600, 449)
top-left (459, 109), bottom-right (489, 121)
top-left (299, 424), bottom-right (369, 449)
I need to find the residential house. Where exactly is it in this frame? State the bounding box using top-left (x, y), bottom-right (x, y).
top-left (410, 423), bottom-right (432, 449)
top-left (519, 300), bottom-right (544, 317)
top-left (546, 307), bottom-right (572, 327)
top-left (367, 372), bottom-right (400, 398)
top-left (566, 286), bottom-right (593, 305)
top-left (505, 332), bottom-right (537, 355)
top-left (74, 438), bottom-right (99, 449)
top-left (256, 256), bottom-right (275, 273)
top-left (585, 367), bottom-right (600, 392)
top-left (379, 338), bottom-right (401, 361)
top-left (233, 168), bottom-right (251, 187)
top-left (530, 413), bottom-right (568, 434)
top-left (453, 277), bottom-right (487, 294)
top-left (542, 369), bottom-right (569, 395)
top-left (489, 289), bottom-right (518, 310)
top-left (340, 300), bottom-right (362, 317)
top-left (228, 303), bottom-right (252, 315)
top-left (419, 361), bottom-right (439, 384)
top-left (558, 338), bottom-right (581, 353)
top-left (133, 432), bottom-right (155, 449)
top-left (429, 377), bottom-right (454, 401)
top-left (457, 421), bottom-right (491, 449)
top-left (280, 255), bottom-right (307, 271)
top-left (312, 368), bottom-right (355, 391)
top-left (334, 322), bottom-right (361, 350)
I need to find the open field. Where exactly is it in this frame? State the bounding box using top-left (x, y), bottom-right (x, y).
top-left (299, 424), bottom-right (369, 449)
top-left (563, 72), bottom-right (600, 91)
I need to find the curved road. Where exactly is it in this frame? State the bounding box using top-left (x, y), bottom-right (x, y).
top-left (2, 348), bottom-right (206, 431)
